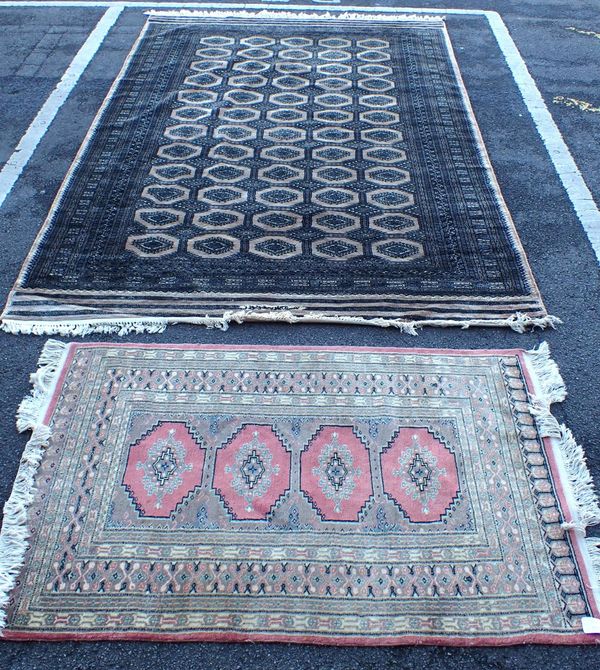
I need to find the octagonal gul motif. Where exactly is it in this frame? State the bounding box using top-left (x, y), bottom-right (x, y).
top-left (312, 166), bottom-right (356, 185)
top-left (314, 93), bottom-right (352, 108)
top-left (356, 38), bottom-right (390, 49)
top-left (232, 60), bottom-right (270, 73)
top-left (213, 425), bottom-right (291, 520)
top-left (171, 106), bottom-right (211, 122)
top-left (313, 109), bottom-right (353, 124)
top-left (141, 184), bottom-right (189, 205)
top-left (279, 36), bottom-right (313, 47)
top-left (164, 124), bottom-right (207, 141)
top-left (260, 145), bottom-right (305, 162)
top-left (314, 77), bottom-right (352, 91)
top-left (253, 211), bottom-right (303, 231)
top-left (318, 37), bottom-right (351, 48)
top-left (275, 61), bottom-right (312, 75)
top-left (207, 146), bottom-right (250, 177)
top-left (263, 126), bottom-right (307, 144)
top-left (366, 189), bottom-right (414, 209)
top-left (213, 125), bottom-right (257, 142)
top-left (312, 211), bottom-right (361, 233)
top-left (134, 208), bottom-right (185, 229)
top-left (190, 59), bottom-right (228, 72)
top-left (258, 164), bottom-right (304, 183)
top-left (358, 78), bottom-right (395, 93)
top-left (149, 163), bottom-right (195, 182)
top-left (369, 212), bottom-right (419, 234)
top-left (316, 63), bottom-right (352, 76)
top-left (199, 36), bottom-right (234, 46)
top-left (301, 427), bottom-right (372, 521)
top-left (357, 63), bottom-right (393, 77)
top-left (311, 187), bottom-right (359, 208)
top-left (372, 239), bottom-right (424, 262)
top-left (265, 108), bottom-right (308, 124)
top-left (312, 237), bottom-right (363, 261)
top-left (279, 48), bottom-right (312, 60)
top-left (357, 50), bottom-right (391, 62)
top-left (177, 89), bottom-right (217, 105)
top-left (380, 428), bottom-right (460, 523)
top-left (362, 146), bottom-right (407, 163)
top-left (227, 74), bottom-right (268, 89)
top-left (195, 47), bottom-right (232, 59)
top-left (238, 47), bottom-right (274, 60)
top-left (240, 35), bottom-right (275, 46)
top-left (157, 142), bottom-right (202, 160)
top-left (312, 127), bottom-right (354, 144)
top-left (359, 94), bottom-right (397, 108)
top-left (223, 89), bottom-right (263, 105)
top-left (272, 75), bottom-right (309, 90)
top-left (218, 107), bottom-right (261, 123)
top-left (255, 187), bottom-right (304, 207)
top-left (364, 166), bottom-right (410, 185)
top-left (208, 142), bottom-right (254, 162)
top-left (126, 233), bottom-right (179, 257)
top-left (361, 128), bottom-right (404, 144)
top-left (359, 110), bottom-right (400, 126)
top-left (318, 49), bottom-right (351, 62)
top-left (192, 209), bottom-right (244, 230)
top-left (198, 186), bottom-right (246, 206)
top-left (187, 234), bottom-right (240, 258)
top-left (312, 146), bottom-right (356, 163)
top-left (268, 92), bottom-right (309, 106)
top-left (249, 236), bottom-right (302, 259)
top-left (183, 73), bottom-right (223, 88)
top-left (122, 422), bottom-right (205, 518)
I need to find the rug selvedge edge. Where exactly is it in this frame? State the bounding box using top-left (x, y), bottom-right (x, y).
top-left (0, 339), bottom-right (69, 632)
top-left (523, 342), bottom-right (600, 620)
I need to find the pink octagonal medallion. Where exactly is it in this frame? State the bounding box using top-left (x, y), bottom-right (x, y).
top-left (301, 426), bottom-right (373, 521)
top-left (213, 424), bottom-right (291, 520)
top-left (122, 421), bottom-right (205, 518)
top-left (381, 427), bottom-right (460, 523)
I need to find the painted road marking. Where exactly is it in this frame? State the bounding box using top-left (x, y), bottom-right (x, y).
top-left (0, 6), bottom-right (123, 209)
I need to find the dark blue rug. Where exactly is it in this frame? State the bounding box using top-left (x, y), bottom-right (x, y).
top-left (1, 10), bottom-right (555, 335)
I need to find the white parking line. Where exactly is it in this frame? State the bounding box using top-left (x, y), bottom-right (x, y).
top-left (0, 6), bottom-right (123, 210)
top-left (0, 2), bottom-right (598, 262)
top-left (487, 12), bottom-right (600, 262)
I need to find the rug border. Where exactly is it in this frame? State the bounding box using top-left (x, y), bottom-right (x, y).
top-left (0, 9), bottom-right (557, 336)
top-left (439, 21), bottom-right (546, 310)
top-left (0, 629), bottom-right (597, 645)
top-left (1, 340), bottom-right (598, 644)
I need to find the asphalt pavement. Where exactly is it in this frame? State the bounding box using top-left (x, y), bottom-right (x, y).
top-left (0, 1), bottom-right (599, 667)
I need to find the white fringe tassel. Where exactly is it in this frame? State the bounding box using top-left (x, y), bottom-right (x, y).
top-left (0, 309), bottom-right (562, 337)
top-left (585, 537), bottom-right (600, 582)
top-left (527, 342), bottom-right (600, 533)
top-left (0, 339), bottom-right (67, 631)
top-left (145, 9), bottom-right (446, 23)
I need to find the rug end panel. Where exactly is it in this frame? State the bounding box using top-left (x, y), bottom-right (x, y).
top-left (144, 9), bottom-right (447, 26)
top-left (0, 309), bottom-right (561, 337)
